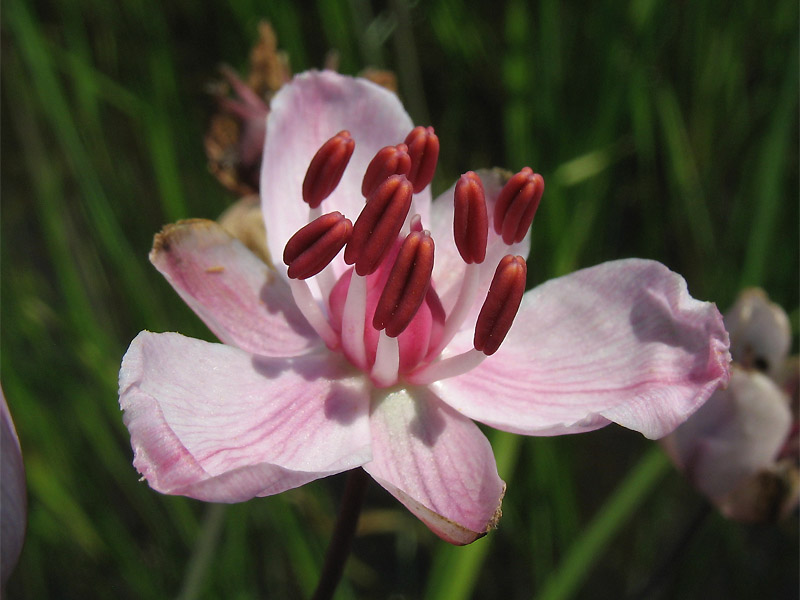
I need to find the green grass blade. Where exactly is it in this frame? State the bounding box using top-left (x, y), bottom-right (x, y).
top-left (534, 447), bottom-right (671, 600)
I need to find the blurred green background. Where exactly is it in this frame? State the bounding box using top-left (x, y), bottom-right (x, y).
top-left (2, 0), bottom-right (797, 598)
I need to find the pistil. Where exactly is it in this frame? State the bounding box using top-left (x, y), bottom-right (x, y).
top-left (342, 175), bottom-right (414, 370)
top-left (371, 230), bottom-right (434, 386)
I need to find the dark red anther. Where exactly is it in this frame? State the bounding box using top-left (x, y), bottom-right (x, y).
top-left (283, 212), bottom-right (352, 279)
top-left (453, 171), bottom-right (489, 264)
top-left (373, 231), bottom-right (435, 338)
top-left (361, 144), bottom-right (412, 198)
top-left (344, 175), bottom-right (414, 276)
top-left (302, 131), bottom-right (355, 209)
top-left (473, 255), bottom-right (527, 355)
top-left (493, 167), bottom-right (545, 245)
top-left (404, 126), bottom-right (439, 193)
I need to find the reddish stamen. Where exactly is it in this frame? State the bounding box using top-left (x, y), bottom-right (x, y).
top-left (453, 171), bottom-right (489, 264)
top-left (493, 167), bottom-right (545, 245)
top-left (283, 212), bottom-right (353, 279)
top-left (373, 230), bottom-right (435, 338)
top-left (344, 175), bottom-right (414, 276)
top-left (361, 144), bottom-right (412, 198)
top-left (474, 255), bottom-right (527, 355)
top-left (404, 126), bottom-right (440, 193)
top-left (302, 131), bottom-right (356, 209)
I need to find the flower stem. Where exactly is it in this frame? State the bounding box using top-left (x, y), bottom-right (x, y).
top-left (311, 468), bottom-right (370, 600)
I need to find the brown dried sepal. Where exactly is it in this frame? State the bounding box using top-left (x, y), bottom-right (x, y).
top-left (217, 195), bottom-right (271, 266)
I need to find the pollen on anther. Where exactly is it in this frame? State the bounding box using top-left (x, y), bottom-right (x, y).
top-left (283, 212), bottom-right (352, 279)
top-left (493, 168), bottom-right (545, 245)
top-left (373, 230), bottom-right (435, 338)
top-left (474, 255), bottom-right (527, 355)
top-left (454, 171), bottom-right (488, 264)
top-left (361, 144), bottom-right (412, 198)
top-left (404, 126), bottom-right (439, 193)
top-left (302, 131), bottom-right (355, 209)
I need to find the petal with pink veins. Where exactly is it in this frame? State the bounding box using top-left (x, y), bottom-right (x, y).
top-left (150, 219), bottom-right (319, 357)
top-left (261, 70), bottom-right (431, 280)
top-left (119, 331), bottom-right (372, 503)
top-left (1, 387), bottom-right (26, 585)
top-left (363, 386), bottom-right (505, 545)
top-left (433, 259), bottom-right (731, 439)
top-left (428, 169), bottom-right (530, 315)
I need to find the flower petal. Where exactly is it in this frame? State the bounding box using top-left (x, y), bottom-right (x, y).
top-left (434, 259), bottom-right (731, 439)
top-left (662, 367), bottom-right (792, 501)
top-left (724, 288), bottom-right (792, 376)
top-left (1, 387), bottom-right (26, 585)
top-left (260, 70), bottom-right (430, 280)
top-left (429, 168), bottom-right (531, 314)
top-left (119, 331), bottom-right (372, 502)
top-left (150, 219), bottom-right (319, 357)
top-left (363, 386), bottom-right (504, 545)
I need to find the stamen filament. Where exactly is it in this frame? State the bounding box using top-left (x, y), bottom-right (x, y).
top-left (314, 263), bottom-right (338, 302)
top-left (430, 262), bottom-right (481, 357)
top-left (408, 348), bottom-right (486, 385)
top-left (288, 278), bottom-right (340, 349)
top-left (371, 331), bottom-right (399, 387)
top-left (341, 272), bottom-right (368, 369)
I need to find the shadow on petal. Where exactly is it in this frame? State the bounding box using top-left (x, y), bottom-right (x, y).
top-left (259, 280), bottom-right (317, 339)
top-left (324, 382), bottom-right (368, 426)
top-left (406, 389), bottom-right (447, 448)
top-left (630, 288), bottom-right (726, 384)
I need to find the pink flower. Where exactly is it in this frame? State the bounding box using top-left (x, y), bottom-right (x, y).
top-left (119, 70), bottom-right (730, 544)
top-left (663, 289), bottom-right (798, 521)
top-left (1, 387), bottom-right (26, 585)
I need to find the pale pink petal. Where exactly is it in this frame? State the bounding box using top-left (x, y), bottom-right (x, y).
top-left (119, 331), bottom-right (372, 502)
top-left (150, 219), bottom-right (319, 357)
top-left (1, 387), bottom-right (26, 585)
top-left (663, 367), bottom-right (792, 501)
top-left (434, 259), bottom-right (731, 439)
top-left (428, 168), bottom-right (531, 314)
top-left (363, 386), bottom-right (504, 545)
top-left (260, 70), bottom-right (430, 279)
top-left (724, 288), bottom-right (791, 376)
